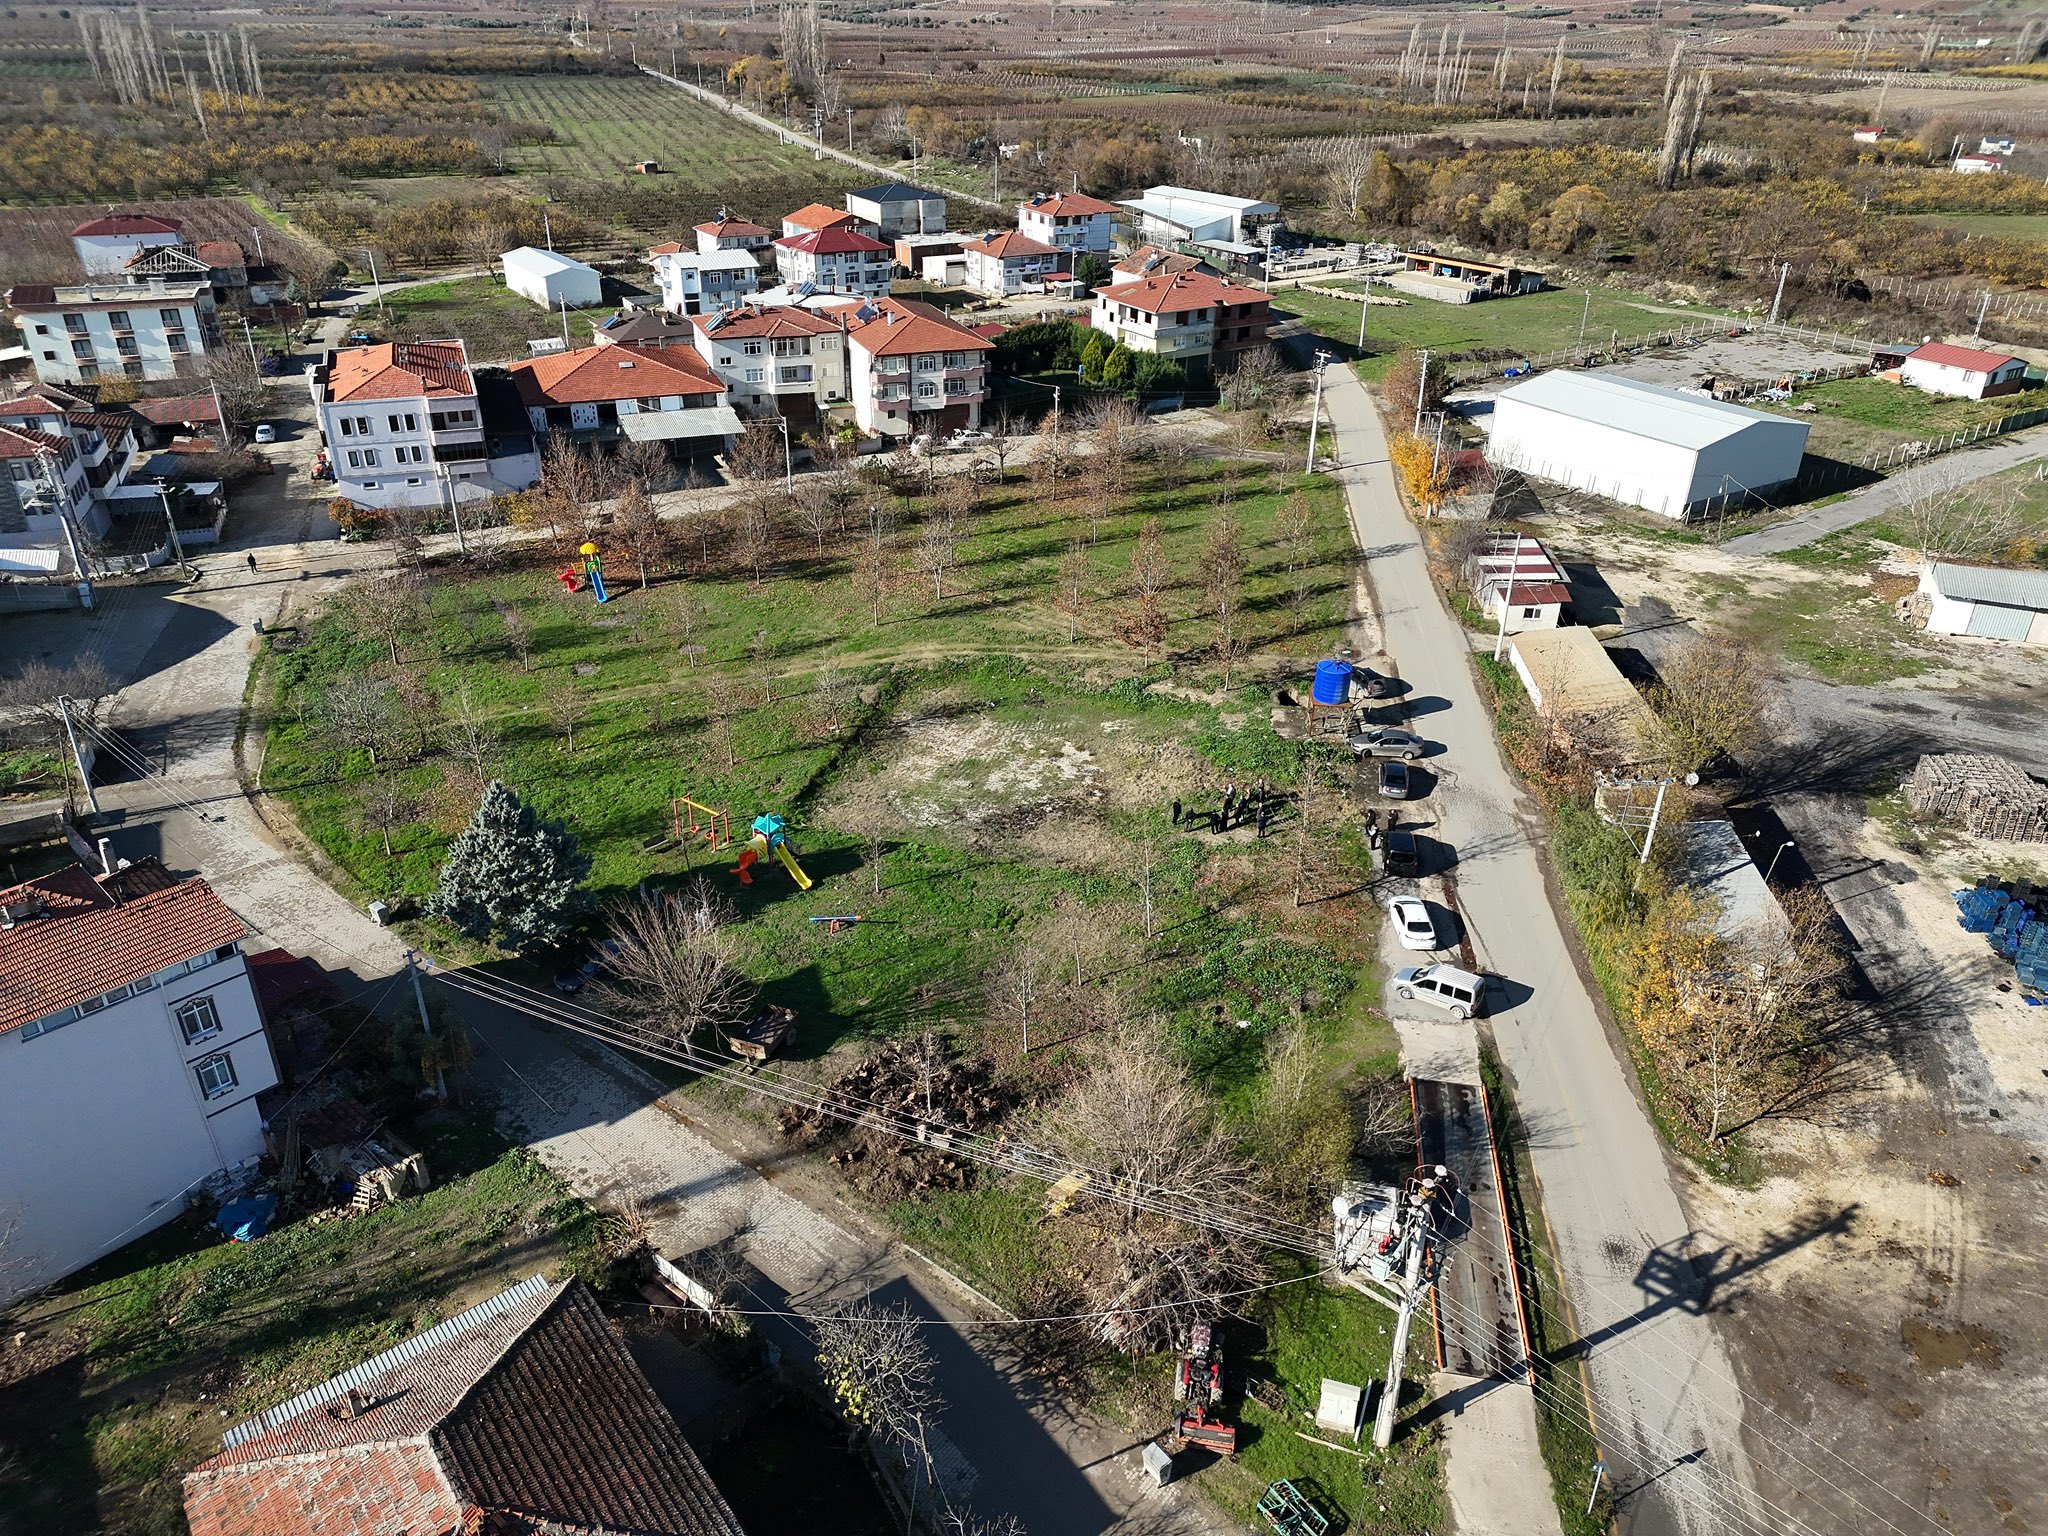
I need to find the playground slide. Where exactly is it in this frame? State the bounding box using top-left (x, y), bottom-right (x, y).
top-left (773, 841), bottom-right (814, 890)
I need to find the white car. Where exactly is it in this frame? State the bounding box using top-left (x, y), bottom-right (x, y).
top-left (253, 423), bottom-right (277, 444)
top-left (1388, 896), bottom-right (1439, 952)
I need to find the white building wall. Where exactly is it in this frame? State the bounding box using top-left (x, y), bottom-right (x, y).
top-left (1021, 209), bottom-right (1112, 254)
top-left (1687, 418), bottom-right (1808, 505)
top-left (1489, 398), bottom-right (1703, 519)
top-left (1900, 357), bottom-right (1989, 400)
top-left (73, 231), bottom-right (182, 277)
top-left (15, 298), bottom-right (209, 386)
top-left (505, 261), bottom-right (603, 311)
top-left (0, 950), bottom-right (276, 1300)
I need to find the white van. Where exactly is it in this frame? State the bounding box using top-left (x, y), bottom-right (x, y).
top-left (1394, 963), bottom-right (1486, 1019)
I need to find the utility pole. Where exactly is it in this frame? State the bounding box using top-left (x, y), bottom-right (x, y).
top-left (1305, 349), bottom-right (1330, 471)
top-left (155, 480), bottom-right (193, 575)
top-left (1491, 572), bottom-right (1511, 660)
top-left (1372, 1169), bottom-right (1445, 1449)
top-left (57, 694), bottom-right (100, 814)
top-left (1355, 275), bottom-right (1371, 353)
top-left (1767, 261), bottom-right (1790, 326)
top-left (846, 107), bottom-right (854, 152)
top-left (438, 462), bottom-right (467, 556)
top-left (1972, 290), bottom-right (1990, 341)
top-left (777, 414), bottom-right (792, 493)
top-left (1638, 777), bottom-right (1670, 867)
top-left (242, 316), bottom-right (260, 371)
top-left (543, 208), bottom-right (555, 251)
top-left (405, 950), bottom-right (447, 1102)
top-left (1413, 347), bottom-right (1430, 433)
top-left (559, 294), bottom-right (570, 348)
top-left (1577, 287), bottom-right (1592, 351)
top-left (1428, 409), bottom-right (1446, 516)
top-left (364, 247), bottom-right (386, 313)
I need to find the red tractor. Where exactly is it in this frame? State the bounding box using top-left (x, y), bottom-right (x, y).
top-left (1171, 1320), bottom-right (1236, 1456)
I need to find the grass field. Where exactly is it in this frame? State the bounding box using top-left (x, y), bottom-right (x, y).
top-left (1900, 211), bottom-right (2048, 241)
top-left (370, 274), bottom-right (587, 363)
top-left (0, 1124), bottom-right (609, 1535)
top-left (484, 74), bottom-right (862, 234)
top-left (1272, 284), bottom-right (1734, 381)
top-left (1764, 374), bottom-right (2044, 460)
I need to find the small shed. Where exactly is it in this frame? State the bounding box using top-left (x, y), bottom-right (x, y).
top-left (1507, 629), bottom-right (1659, 764)
top-left (1916, 562), bottom-right (2048, 645)
top-left (501, 246), bottom-right (603, 311)
top-left (1899, 342), bottom-right (2028, 401)
top-left (1469, 531), bottom-right (1571, 632)
top-left (630, 159), bottom-right (663, 174)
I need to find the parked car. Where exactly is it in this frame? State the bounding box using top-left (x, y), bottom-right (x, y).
top-left (1377, 759), bottom-right (1411, 799)
top-left (1383, 831), bottom-right (1421, 877)
top-left (1348, 727), bottom-right (1424, 760)
top-left (551, 939), bottom-right (621, 995)
top-left (1394, 962), bottom-right (1487, 1019)
top-left (253, 423), bottom-right (276, 444)
top-left (1388, 896), bottom-right (1439, 952)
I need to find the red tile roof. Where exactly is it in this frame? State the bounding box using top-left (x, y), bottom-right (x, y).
top-left (72, 213), bottom-right (183, 237)
top-left (692, 304), bottom-right (843, 341)
top-left (775, 226), bottom-right (889, 257)
top-left (647, 240), bottom-right (686, 257)
top-left (508, 344), bottom-right (723, 406)
top-left (697, 215), bottom-right (770, 239)
top-left (326, 341), bottom-right (473, 403)
top-left (0, 423), bottom-right (72, 460)
top-left (195, 240), bottom-right (245, 268)
top-left (1022, 191), bottom-right (1119, 217)
top-left (128, 394), bottom-right (222, 426)
top-left (847, 296), bottom-right (994, 360)
top-left (1499, 581), bottom-right (1573, 607)
top-left (1094, 269), bottom-right (1269, 315)
top-left (965, 229), bottom-right (1060, 259)
top-left (1111, 244), bottom-right (1211, 280)
top-left (0, 862), bottom-right (248, 1034)
top-left (185, 1276), bottom-right (744, 1536)
top-left (1907, 341), bottom-right (2021, 373)
top-left (782, 202), bottom-right (861, 233)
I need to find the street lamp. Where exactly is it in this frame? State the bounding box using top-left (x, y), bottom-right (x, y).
top-left (1764, 839), bottom-right (1796, 883)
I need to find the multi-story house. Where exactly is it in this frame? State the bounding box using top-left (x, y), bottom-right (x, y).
top-left (1018, 191), bottom-right (1118, 256)
top-left (592, 305), bottom-right (706, 355)
top-left (846, 182), bottom-right (947, 238)
top-left (6, 279), bottom-right (221, 386)
top-left (508, 344), bottom-right (740, 464)
top-left (70, 212), bottom-right (186, 277)
top-left (0, 386), bottom-right (142, 553)
top-left (118, 237), bottom-right (291, 312)
top-left (0, 857), bottom-right (277, 1302)
top-left (772, 227), bottom-right (893, 298)
top-left (648, 245), bottom-right (761, 317)
top-left (1089, 270), bottom-right (1272, 376)
top-left (961, 229), bottom-right (1064, 297)
top-left (1110, 245), bottom-right (1212, 286)
top-left (310, 340), bottom-right (540, 510)
top-left (690, 303), bottom-right (850, 429)
top-left (845, 296), bottom-right (993, 441)
top-left (781, 202), bottom-right (874, 240)
top-left (694, 212), bottom-right (775, 259)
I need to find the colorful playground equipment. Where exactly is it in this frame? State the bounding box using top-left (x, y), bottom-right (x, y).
top-left (734, 813), bottom-right (813, 890)
top-left (670, 796), bottom-right (734, 852)
top-left (559, 540), bottom-right (610, 602)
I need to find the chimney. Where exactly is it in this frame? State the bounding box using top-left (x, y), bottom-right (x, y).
top-left (98, 837), bottom-right (114, 874)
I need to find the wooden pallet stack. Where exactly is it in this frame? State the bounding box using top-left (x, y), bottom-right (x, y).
top-left (1907, 753), bottom-right (2048, 843)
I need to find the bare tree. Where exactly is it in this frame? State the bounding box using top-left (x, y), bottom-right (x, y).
top-left (835, 779), bottom-right (896, 895)
top-left (700, 678), bottom-right (743, 772)
top-left (1201, 512), bottom-right (1247, 683)
top-left (439, 686), bottom-right (501, 785)
top-left (728, 419), bottom-right (787, 484)
top-left (355, 772), bottom-right (415, 857)
top-left (1128, 832), bottom-right (1165, 939)
top-left (1291, 763), bottom-right (1344, 906)
top-left (1053, 538), bottom-right (1091, 644)
top-left (731, 498), bottom-right (774, 583)
top-left (1892, 465), bottom-right (2026, 564)
top-left (853, 526), bottom-right (892, 624)
top-left (323, 671), bottom-right (398, 767)
top-left (1218, 346), bottom-right (1287, 412)
top-left (1645, 634), bottom-right (1782, 775)
top-left (812, 1297), bottom-right (943, 1528)
top-left (789, 475), bottom-right (837, 555)
top-left (1250, 1022), bottom-right (1358, 1216)
top-left (813, 666), bottom-right (857, 737)
top-left (533, 430), bottom-right (604, 547)
top-left (496, 600), bottom-right (536, 670)
top-left (1114, 516), bottom-right (1171, 650)
top-left (611, 480), bottom-right (672, 590)
top-left (543, 685), bottom-right (585, 751)
top-left (912, 514), bottom-right (959, 603)
top-left (1326, 136), bottom-right (1375, 219)
top-left (586, 887), bottom-right (757, 1045)
top-left (1039, 1020), bottom-right (1267, 1348)
top-left (0, 656), bottom-right (113, 779)
top-left (1274, 490), bottom-right (1318, 635)
top-left (985, 408), bottom-right (1019, 481)
top-left (1031, 407), bottom-right (1073, 501)
top-left (986, 940), bottom-right (1054, 1055)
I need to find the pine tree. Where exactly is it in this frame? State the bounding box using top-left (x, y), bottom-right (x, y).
top-left (1079, 331), bottom-right (1109, 385)
top-left (428, 781), bottom-right (590, 953)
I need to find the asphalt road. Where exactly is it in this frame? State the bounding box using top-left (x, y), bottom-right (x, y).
top-left (1321, 363), bottom-right (1767, 1536)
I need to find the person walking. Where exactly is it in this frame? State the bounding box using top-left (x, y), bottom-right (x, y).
top-left (1171, 796), bottom-right (1183, 827)
top-left (245, 551), bottom-right (258, 574)
top-left (1220, 783), bottom-right (1237, 830)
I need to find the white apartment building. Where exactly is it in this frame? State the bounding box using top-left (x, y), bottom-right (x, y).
top-left (1088, 270), bottom-right (1273, 372)
top-left (71, 212), bottom-right (187, 277)
top-left (0, 388), bottom-right (141, 565)
top-left (311, 340), bottom-right (540, 510)
top-left (1017, 191), bottom-right (1118, 256)
top-left (844, 296), bottom-right (993, 440)
top-left (649, 246), bottom-right (761, 317)
top-left (7, 279), bottom-right (221, 386)
top-left (694, 213), bottom-right (775, 257)
top-left (771, 227), bottom-right (893, 297)
top-left (0, 858), bottom-right (277, 1301)
top-left (961, 229), bottom-right (1064, 297)
top-left (691, 304), bottom-right (850, 428)
top-left (846, 183), bottom-right (948, 238)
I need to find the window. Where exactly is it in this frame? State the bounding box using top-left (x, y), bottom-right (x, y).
top-left (1520, 606), bottom-right (1542, 620)
top-left (108, 311), bottom-right (132, 332)
top-left (77, 364), bottom-right (98, 380)
top-left (915, 380), bottom-right (938, 400)
top-left (361, 448), bottom-right (380, 468)
top-left (20, 1006), bottom-right (78, 1040)
top-left (71, 339), bottom-right (92, 360)
top-left (429, 409), bottom-right (476, 430)
top-left (160, 308), bottom-right (183, 328)
top-left (393, 445), bottom-right (426, 465)
top-left (745, 368), bottom-right (763, 384)
top-left (345, 449), bottom-right (362, 469)
top-left (63, 313), bottom-right (87, 335)
top-left (944, 379), bottom-right (967, 396)
top-left (915, 354), bottom-right (937, 372)
top-left (115, 336), bottom-right (140, 358)
top-left (167, 333), bottom-right (189, 355)
top-left (388, 412), bottom-right (418, 432)
top-left (194, 1052), bottom-right (238, 1100)
top-left (638, 397), bottom-right (665, 411)
top-left (742, 341), bottom-right (764, 357)
top-left (123, 362), bottom-right (144, 380)
top-left (176, 995), bottom-right (222, 1044)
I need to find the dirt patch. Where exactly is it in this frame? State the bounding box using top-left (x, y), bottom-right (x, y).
top-left (1901, 1318), bottom-right (2006, 1374)
top-left (851, 712), bottom-right (1104, 830)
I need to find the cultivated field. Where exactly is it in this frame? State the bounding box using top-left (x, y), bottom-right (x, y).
top-left (0, 195), bottom-right (323, 288)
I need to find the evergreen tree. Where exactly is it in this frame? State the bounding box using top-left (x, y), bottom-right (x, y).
top-left (1080, 331), bottom-right (1110, 384)
top-left (1133, 354), bottom-right (1184, 398)
top-left (428, 780), bottom-right (590, 953)
top-left (1101, 342), bottom-right (1136, 391)
top-left (1073, 252), bottom-right (1112, 290)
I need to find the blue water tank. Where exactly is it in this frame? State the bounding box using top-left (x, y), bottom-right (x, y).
top-left (1311, 659), bottom-right (1353, 706)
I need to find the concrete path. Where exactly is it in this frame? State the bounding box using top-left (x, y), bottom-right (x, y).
top-left (455, 988), bottom-right (1230, 1536)
top-left (1322, 362), bottom-right (1768, 1536)
top-left (1722, 427), bottom-right (2046, 556)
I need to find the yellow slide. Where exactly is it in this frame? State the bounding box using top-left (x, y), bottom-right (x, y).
top-left (773, 840), bottom-right (814, 890)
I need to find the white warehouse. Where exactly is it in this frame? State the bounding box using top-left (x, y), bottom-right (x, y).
top-left (1487, 371), bottom-right (1810, 520)
top-left (501, 246), bottom-right (604, 311)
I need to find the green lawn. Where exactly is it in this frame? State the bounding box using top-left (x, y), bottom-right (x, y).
top-left (0, 1127), bottom-right (611, 1535)
top-left (1272, 284), bottom-right (1731, 381)
top-left (370, 274), bottom-right (577, 364)
top-left (1899, 211), bottom-right (2048, 241)
top-left (1763, 373), bottom-right (2044, 461)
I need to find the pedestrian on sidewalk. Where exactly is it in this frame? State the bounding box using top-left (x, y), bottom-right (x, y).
top-left (245, 552), bottom-right (258, 573)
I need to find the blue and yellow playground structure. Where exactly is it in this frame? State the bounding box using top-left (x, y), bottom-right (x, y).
top-left (669, 797), bottom-right (813, 890)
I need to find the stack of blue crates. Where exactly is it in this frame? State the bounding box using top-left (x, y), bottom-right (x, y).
top-left (1955, 885), bottom-right (2009, 934)
top-left (1956, 880), bottom-right (2045, 1002)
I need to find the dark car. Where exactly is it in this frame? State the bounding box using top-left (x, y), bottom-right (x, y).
top-left (1377, 759), bottom-right (1411, 799)
top-left (551, 939), bottom-right (621, 994)
top-left (1384, 831), bottom-right (1421, 877)
top-left (1348, 727), bottom-right (1425, 760)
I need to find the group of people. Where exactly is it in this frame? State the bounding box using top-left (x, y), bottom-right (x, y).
top-left (1171, 779), bottom-right (1273, 838)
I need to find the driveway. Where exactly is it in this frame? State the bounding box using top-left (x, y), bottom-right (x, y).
top-left (1320, 362), bottom-right (1768, 1536)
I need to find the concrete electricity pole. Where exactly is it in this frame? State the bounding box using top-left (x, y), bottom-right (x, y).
top-left (1767, 261), bottom-right (1790, 326)
top-left (57, 695), bottom-right (100, 815)
top-left (406, 950), bottom-right (447, 1102)
top-left (1413, 348), bottom-right (1430, 433)
top-left (1374, 1212), bottom-right (1429, 1448)
top-left (1355, 275), bottom-right (1371, 353)
top-left (1577, 288), bottom-right (1592, 351)
top-left (1305, 349), bottom-right (1330, 471)
top-left (155, 480), bottom-right (193, 575)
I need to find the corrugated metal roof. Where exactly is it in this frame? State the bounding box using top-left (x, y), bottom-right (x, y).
top-left (1498, 371), bottom-right (1805, 451)
top-left (1930, 562), bottom-right (2048, 610)
top-left (500, 246), bottom-right (597, 277)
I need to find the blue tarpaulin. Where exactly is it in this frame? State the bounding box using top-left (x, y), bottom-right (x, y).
top-left (216, 1194), bottom-right (279, 1243)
